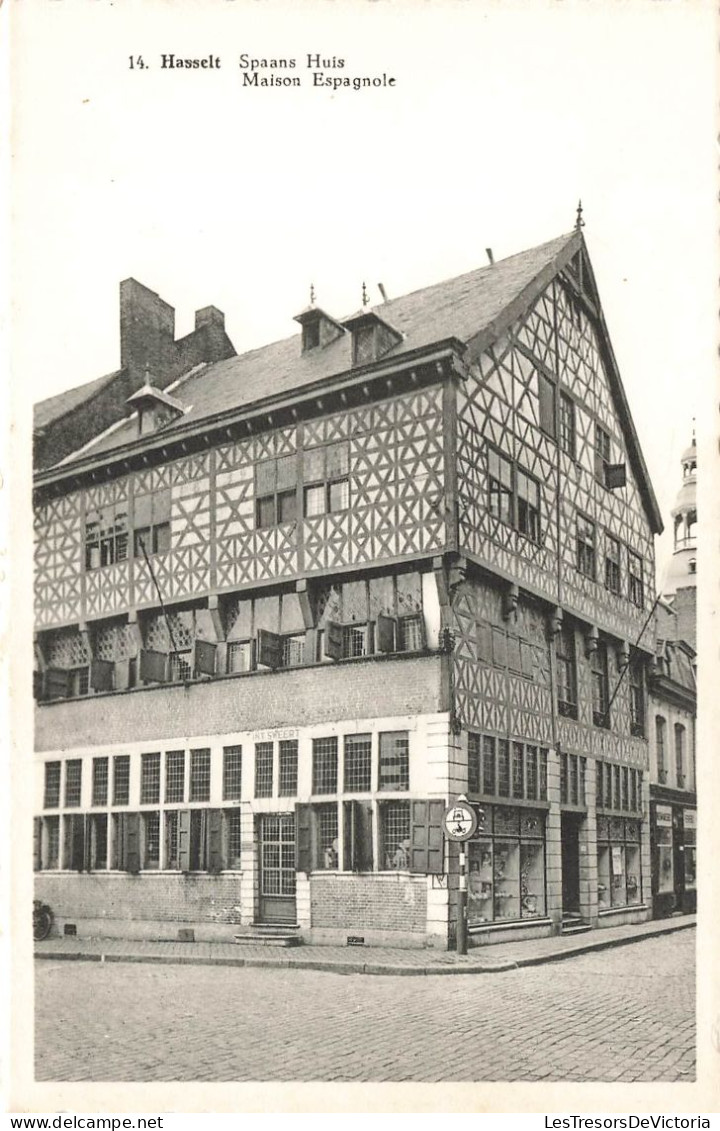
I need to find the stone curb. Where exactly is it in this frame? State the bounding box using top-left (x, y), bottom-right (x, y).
top-left (34, 917), bottom-right (694, 976)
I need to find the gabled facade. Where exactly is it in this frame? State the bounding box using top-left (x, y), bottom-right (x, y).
top-left (33, 229), bottom-right (663, 948)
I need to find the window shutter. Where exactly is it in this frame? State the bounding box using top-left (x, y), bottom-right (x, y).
top-left (520, 641), bottom-right (534, 678)
top-left (139, 648), bottom-right (168, 683)
top-left (491, 628), bottom-right (507, 669)
top-left (33, 670), bottom-right (45, 701)
top-left (83, 816), bottom-right (92, 872)
top-left (344, 800), bottom-right (373, 872)
top-left (153, 488), bottom-right (172, 525)
top-left (605, 463), bottom-right (627, 489)
top-left (133, 493), bottom-right (153, 528)
top-left (34, 818), bottom-right (42, 871)
top-left (324, 620), bottom-right (343, 661)
top-left (70, 814), bottom-right (85, 872)
top-left (507, 635), bottom-right (521, 673)
top-left (295, 803), bottom-right (313, 873)
top-left (477, 623), bottom-right (492, 663)
top-left (194, 639), bottom-right (217, 677)
top-left (90, 658), bottom-right (115, 692)
top-left (207, 809), bottom-right (224, 874)
top-left (356, 800), bottom-right (373, 871)
top-left (410, 799), bottom-right (445, 875)
top-left (177, 809), bottom-right (191, 872)
top-left (256, 629), bottom-right (281, 669)
top-left (46, 668), bottom-right (70, 699)
top-left (124, 812), bottom-right (141, 874)
top-left (538, 373), bottom-right (556, 436)
top-left (372, 619), bottom-right (395, 655)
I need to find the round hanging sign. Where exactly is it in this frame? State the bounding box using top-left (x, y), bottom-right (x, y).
top-left (442, 799), bottom-right (478, 842)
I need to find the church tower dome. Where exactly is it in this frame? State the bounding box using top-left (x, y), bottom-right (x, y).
top-left (662, 432), bottom-right (697, 599)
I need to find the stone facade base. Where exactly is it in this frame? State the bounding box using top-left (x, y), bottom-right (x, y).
top-left (469, 919), bottom-right (554, 947)
top-left (597, 905), bottom-right (651, 930)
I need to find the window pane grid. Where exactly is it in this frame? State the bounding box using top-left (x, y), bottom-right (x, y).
top-left (317, 804), bottom-right (339, 869)
top-left (343, 625), bottom-right (367, 658)
top-left (468, 733), bottom-right (481, 794)
top-left (382, 801), bottom-right (411, 870)
top-left (44, 762), bottom-right (61, 809)
top-left (226, 810), bottom-right (242, 865)
top-left (223, 745), bottom-right (243, 800)
top-left (92, 757), bottom-right (109, 806)
top-left (254, 742), bottom-right (274, 798)
top-left (379, 731), bottom-right (409, 791)
top-left (278, 740), bottom-right (298, 796)
top-left (165, 750), bottom-right (185, 803)
top-left (113, 755), bottom-right (130, 806)
top-left (312, 737), bottom-right (338, 794)
top-left (140, 753), bottom-right (161, 804)
top-left (64, 760), bottom-right (82, 808)
top-left (189, 748), bottom-right (211, 802)
top-left (344, 734), bottom-right (372, 792)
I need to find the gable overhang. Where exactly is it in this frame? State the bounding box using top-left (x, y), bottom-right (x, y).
top-left (464, 230), bottom-right (663, 537)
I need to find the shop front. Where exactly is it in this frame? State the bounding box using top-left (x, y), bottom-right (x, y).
top-left (650, 797), bottom-right (696, 917)
top-left (466, 804), bottom-right (549, 929)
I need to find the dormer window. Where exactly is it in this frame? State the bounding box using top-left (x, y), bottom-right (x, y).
top-left (342, 309), bottom-right (403, 367)
top-left (293, 304), bottom-right (345, 354)
top-left (126, 383), bottom-right (185, 437)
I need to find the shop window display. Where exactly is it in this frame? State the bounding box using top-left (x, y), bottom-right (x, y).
top-left (467, 805), bottom-right (546, 926)
top-left (597, 815), bottom-right (641, 909)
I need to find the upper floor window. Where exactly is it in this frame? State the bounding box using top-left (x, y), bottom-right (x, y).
top-left (556, 625), bottom-right (577, 719)
top-left (85, 510), bottom-right (128, 570)
top-left (594, 424), bottom-right (611, 485)
top-left (674, 724), bottom-right (686, 788)
top-left (134, 489), bottom-right (171, 558)
top-left (487, 447), bottom-right (513, 525)
top-left (605, 535), bottom-right (621, 595)
top-left (591, 642), bottom-right (610, 728)
top-left (255, 455), bottom-right (297, 529)
top-left (303, 442), bottom-right (350, 518)
top-left (656, 716), bottom-right (667, 783)
top-left (628, 550), bottom-right (644, 608)
top-left (487, 446), bottom-right (541, 544)
top-left (64, 759), bottom-right (82, 808)
top-left (517, 470), bottom-right (541, 543)
top-left (378, 731), bottom-right (410, 791)
top-left (576, 514), bottom-right (596, 579)
top-left (559, 393), bottom-right (576, 458)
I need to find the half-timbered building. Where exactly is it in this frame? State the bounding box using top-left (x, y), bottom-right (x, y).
top-left (33, 226), bottom-right (663, 948)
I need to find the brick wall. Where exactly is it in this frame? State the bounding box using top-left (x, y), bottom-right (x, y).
top-left (35, 872), bottom-right (244, 925)
top-left (35, 655), bottom-right (443, 751)
top-left (310, 874), bottom-right (427, 933)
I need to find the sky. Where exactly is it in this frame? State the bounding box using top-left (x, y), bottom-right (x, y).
top-left (10, 0), bottom-right (717, 582)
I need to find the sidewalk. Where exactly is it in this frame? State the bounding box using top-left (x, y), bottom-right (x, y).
top-left (34, 913), bottom-right (695, 976)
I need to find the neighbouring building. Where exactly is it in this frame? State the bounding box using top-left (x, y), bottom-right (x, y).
top-left (32, 224), bottom-right (665, 949)
top-left (648, 437), bottom-right (697, 917)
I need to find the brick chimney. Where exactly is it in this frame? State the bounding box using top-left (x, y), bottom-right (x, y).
top-left (120, 279), bottom-right (178, 389)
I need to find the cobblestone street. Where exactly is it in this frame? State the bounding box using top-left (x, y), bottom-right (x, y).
top-left (35, 931), bottom-right (695, 1083)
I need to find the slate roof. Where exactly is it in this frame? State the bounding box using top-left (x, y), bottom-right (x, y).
top-left (34, 230), bottom-right (663, 533)
top-left (34, 370), bottom-right (122, 431)
top-left (58, 232), bottom-right (576, 461)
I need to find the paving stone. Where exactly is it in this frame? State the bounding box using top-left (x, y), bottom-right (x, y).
top-left (35, 930), bottom-right (695, 1083)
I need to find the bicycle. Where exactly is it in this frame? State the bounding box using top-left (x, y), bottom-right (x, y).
top-left (33, 899), bottom-right (54, 941)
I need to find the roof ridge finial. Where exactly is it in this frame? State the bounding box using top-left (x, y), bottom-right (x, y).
top-left (362, 281), bottom-right (368, 309)
top-left (575, 199), bottom-right (585, 230)
top-left (310, 283), bottom-right (316, 308)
